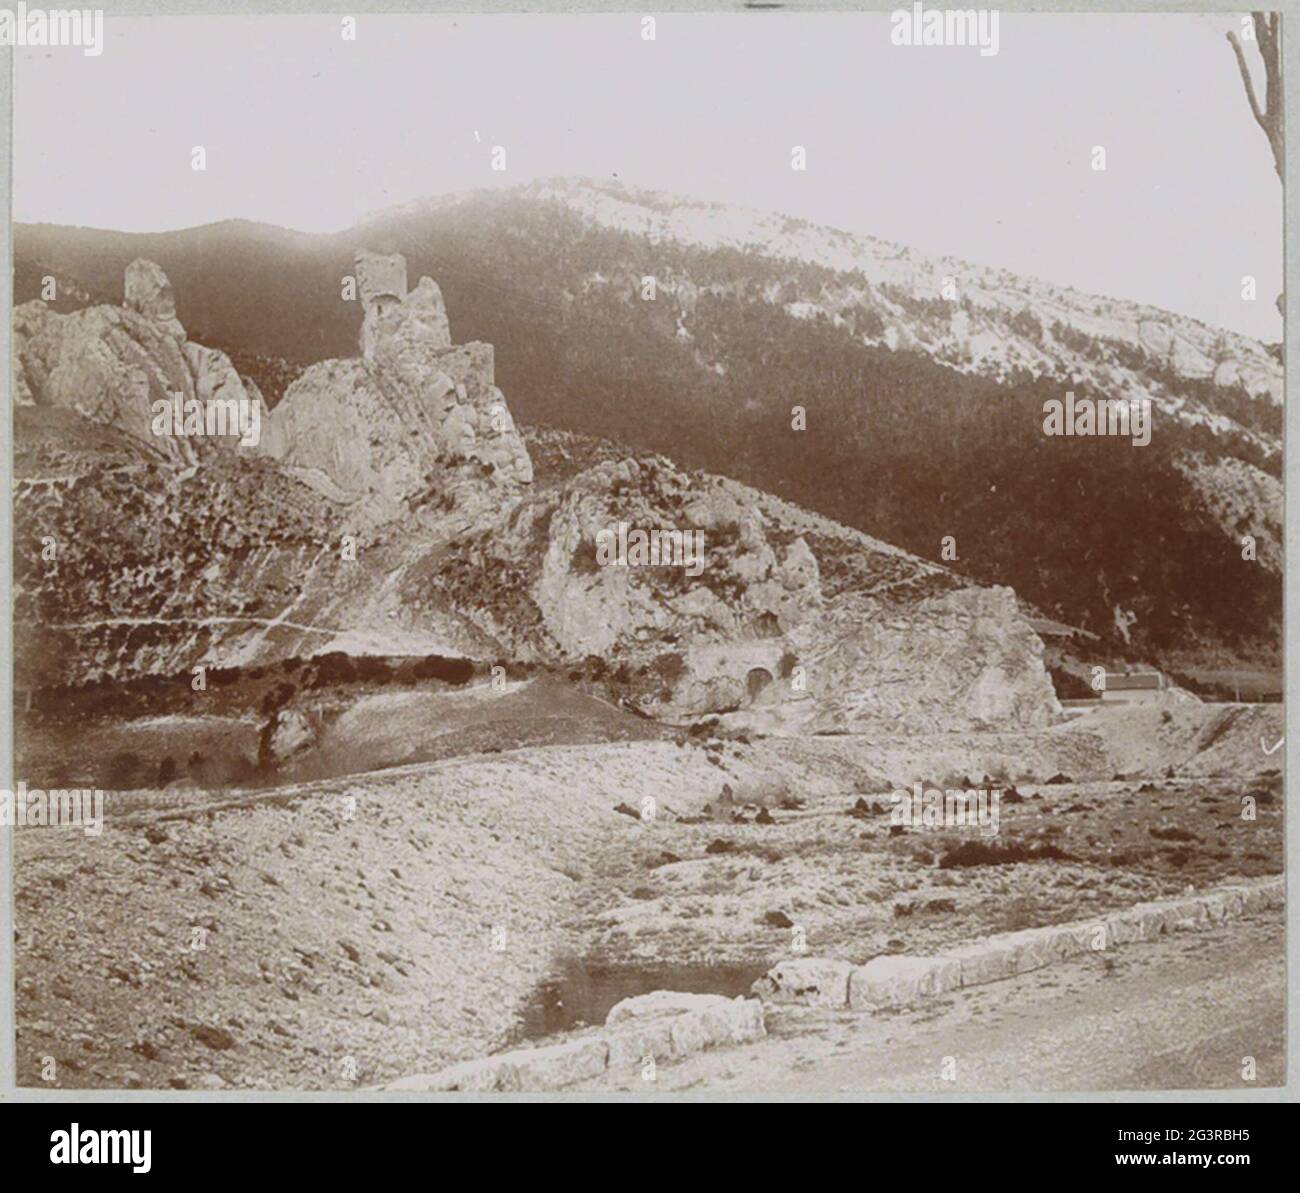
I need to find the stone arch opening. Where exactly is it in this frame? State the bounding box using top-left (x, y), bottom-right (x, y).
top-left (746, 666), bottom-right (776, 706)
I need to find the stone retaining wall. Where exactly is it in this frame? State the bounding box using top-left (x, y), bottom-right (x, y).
top-left (754, 876), bottom-right (1285, 1012)
top-left (383, 992), bottom-right (765, 1093)
top-left (384, 878), bottom-right (1282, 1092)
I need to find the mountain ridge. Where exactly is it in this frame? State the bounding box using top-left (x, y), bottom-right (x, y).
top-left (13, 180), bottom-right (1282, 671)
top-left (22, 176), bottom-right (1286, 358)
top-left (21, 175), bottom-right (1286, 368)
top-left (14, 255), bottom-right (1062, 735)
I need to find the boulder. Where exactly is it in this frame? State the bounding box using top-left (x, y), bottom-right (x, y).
top-left (606, 990), bottom-right (734, 1026)
top-left (386, 1055), bottom-right (519, 1092)
top-left (260, 709), bottom-right (316, 766)
top-left (605, 1017), bottom-right (679, 1072)
top-left (605, 991), bottom-right (765, 1061)
top-left (942, 923), bottom-right (1084, 987)
top-left (1037, 922), bottom-right (1096, 960)
top-left (510, 1038), bottom-right (608, 1089)
top-left (847, 954), bottom-right (962, 1009)
top-left (751, 958), bottom-right (853, 1007)
top-left (1239, 879), bottom-right (1284, 913)
top-left (1104, 909), bottom-right (1149, 946)
top-left (388, 994), bottom-right (764, 1091)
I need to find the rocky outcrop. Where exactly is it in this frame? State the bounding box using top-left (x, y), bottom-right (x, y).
top-left (124, 257), bottom-right (185, 341)
top-left (532, 459), bottom-right (819, 662)
top-left (750, 958), bottom-right (854, 1007)
top-left (428, 453), bottom-right (830, 720)
top-left (427, 452), bottom-right (1061, 730)
top-left (12, 255), bottom-right (1061, 736)
top-left (263, 250), bottom-right (532, 528)
top-left (13, 259), bottom-right (265, 466)
top-left (185, 340), bottom-right (259, 415)
top-left (801, 585), bottom-right (1061, 734)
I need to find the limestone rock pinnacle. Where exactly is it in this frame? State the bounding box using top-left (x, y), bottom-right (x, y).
top-left (124, 258), bottom-right (186, 341)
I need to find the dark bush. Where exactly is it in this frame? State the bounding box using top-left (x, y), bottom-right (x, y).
top-left (411, 655), bottom-right (475, 685)
top-left (938, 840), bottom-right (1075, 868)
top-left (309, 652), bottom-right (358, 687)
top-left (259, 681), bottom-right (297, 716)
top-left (652, 652), bottom-right (686, 683)
top-left (1149, 825), bottom-right (1199, 843)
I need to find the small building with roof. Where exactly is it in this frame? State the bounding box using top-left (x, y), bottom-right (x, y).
top-left (1101, 671), bottom-right (1166, 702)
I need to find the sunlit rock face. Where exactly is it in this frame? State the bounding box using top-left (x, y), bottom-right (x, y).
top-left (124, 257), bottom-right (186, 343)
top-left (12, 252), bottom-right (1059, 734)
top-left (425, 453), bottom-right (1060, 731)
top-left (263, 249), bottom-right (532, 529)
top-left (797, 585), bottom-right (1062, 734)
top-left (14, 259), bottom-right (265, 468)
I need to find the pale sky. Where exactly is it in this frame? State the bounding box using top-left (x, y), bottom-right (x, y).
top-left (13, 11), bottom-right (1284, 340)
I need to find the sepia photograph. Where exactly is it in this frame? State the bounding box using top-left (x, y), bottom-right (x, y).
top-left (1, 2), bottom-right (1291, 1118)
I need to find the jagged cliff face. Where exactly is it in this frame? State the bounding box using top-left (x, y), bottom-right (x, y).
top-left (426, 454), bottom-right (825, 710)
top-left (14, 267), bottom-right (266, 471)
top-left (12, 256), bottom-right (1059, 731)
top-left (13, 187), bottom-right (1281, 669)
top-left (801, 585), bottom-right (1059, 734)
top-left (262, 251), bottom-right (532, 529)
top-left (426, 447), bottom-right (1059, 730)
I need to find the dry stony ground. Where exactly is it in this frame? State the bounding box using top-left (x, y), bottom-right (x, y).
top-left (580, 770), bottom-right (1282, 973)
top-left (13, 741), bottom-right (773, 1090)
top-left (12, 703), bottom-right (1283, 1091)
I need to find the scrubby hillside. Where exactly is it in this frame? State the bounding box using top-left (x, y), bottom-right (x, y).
top-left (15, 179), bottom-right (1281, 670)
top-left (13, 258), bottom-right (1058, 734)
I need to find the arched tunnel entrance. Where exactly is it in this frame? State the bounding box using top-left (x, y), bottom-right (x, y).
top-left (745, 666), bottom-right (776, 707)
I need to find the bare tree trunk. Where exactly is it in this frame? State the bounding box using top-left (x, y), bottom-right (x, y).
top-left (1227, 14), bottom-right (1284, 319)
top-left (1227, 13), bottom-right (1283, 180)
